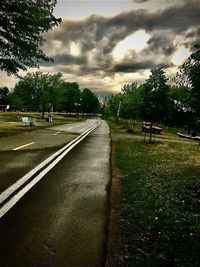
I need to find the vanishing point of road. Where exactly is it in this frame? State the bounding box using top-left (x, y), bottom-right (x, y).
top-left (0, 119), bottom-right (110, 267)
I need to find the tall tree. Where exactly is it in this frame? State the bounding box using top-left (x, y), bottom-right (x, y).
top-left (0, 0), bottom-right (61, 75)
top-left (13, 71), bottom-right (64, 117)
top-left (106, 94), bottom-right (122, 118)
top-left (81, 88), bottom-right (100, 114)
top-left (9, 93), bottom-right (23, 110)
top-left (120, 83), bottom-right (141, 121)
top-left (183, 44), bottom-right (200, 125)
top-left (168, 85), bottom-right (193, 128)
top-left (0, 87), bottom-right (9, 106)
top-left (62, 82), bottom-right (81, 114)
top-left (141, 68), bottom-right (170, 141)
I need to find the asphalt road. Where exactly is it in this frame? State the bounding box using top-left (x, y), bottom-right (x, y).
top-left (0, 119), bottom-right (110, 267)
top-left (0, 119), bottom-right (96, 192)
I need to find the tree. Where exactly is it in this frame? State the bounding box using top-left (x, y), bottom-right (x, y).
top-left (106, 94), bottom-right (122, 118)
top-left (13, 71), bottom-right (64, 117)
top-left (168, 85), bottom-right (193, 128)
top-left (9, 93), bottom-right (23, 110)
top-left (45, 72), bottom-right (64, 112)
top-left (0, 87), bottom-right (9, 106)
top-left (141, 68), bottom-right (170, 142)
top-left (173, 68), bottom-right (190, 88)
top-left (62, 82), bottom-right (81, 114)
top-left (120, 83), bottom-right (141, 121)
top-left (106, 84), bottom-right (142, 124)
top-left (81, 88), bottom-right (100, 114)
top-left (183, 44), bottom-right (200, 125)
top-left (0, 0), bottom-right (61, 75)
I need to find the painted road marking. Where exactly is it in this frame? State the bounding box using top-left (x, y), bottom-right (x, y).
top-left (53, 131), bottom-right (61, 136)
top-left (12, 142), bottom-right (35, 151)
top-left (0, 121), bottom-right (100, 219)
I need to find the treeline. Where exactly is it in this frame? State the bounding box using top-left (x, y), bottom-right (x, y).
top-left (0, 72), bottom-right (100, 117)
top-left (104, 44), bottom-right (200, 132)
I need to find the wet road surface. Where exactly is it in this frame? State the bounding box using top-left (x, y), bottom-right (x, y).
top-left (0, 119), bottom-right (110, 267)
top-left (0, 119), bottom-right (97, 192)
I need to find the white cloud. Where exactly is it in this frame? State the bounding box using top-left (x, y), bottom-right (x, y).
top-left (0, 72), bottom-right (17, 89)
top-left (172, 46), bottom-right (191, 66)
top-left (70, 42), bottom-right (81, 56)
top-left (1, 0), bottom-right (199, 94)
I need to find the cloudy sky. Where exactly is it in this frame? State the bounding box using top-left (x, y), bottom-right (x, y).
top-left (1, 0), bottom-right (199, 95)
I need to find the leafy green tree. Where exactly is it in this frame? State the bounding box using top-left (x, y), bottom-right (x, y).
top-left (45, 72), bottom-right (64, 112)
top-left (9, 93), bottom-right (23, 110)
top-left (13, 71), bottom-right (64, 117)
top-left (183, 44), bottom-right (200, 125)
top-left (0, 0), bottom-right (61, 75)
top-left (81, 88), bottom-right (100, 114)
top-left (106, 94), bottom-right (122, 118)
top-left (0, 87), bottom-right (9, 106)
top-left (120, 83), bottom-right (141, 121)
top-left (168, 85), bottom-right (193, 128)
top-left (141, 68), bottom-right (170, 141)
top-left (173, 68), bottom-right (190, 88)
top-left (13, 74), bottom-right (38, 111)
top-left (106, 83), bottom-right (142, 129)
top-left (62, 82), bottom-right (81, 114)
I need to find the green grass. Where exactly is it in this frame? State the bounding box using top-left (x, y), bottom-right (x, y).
top-left (108, 119), bottom-right (200, 267)
top-left (0, 112), bottom-right (84, 137)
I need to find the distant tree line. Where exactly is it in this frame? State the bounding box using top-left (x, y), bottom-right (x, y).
top-left (1, 43), bottom-right (199, 130)
top-left (0, 72), bottom-right (100, 117)
top-left (104, 44), bottom-right (200, 134)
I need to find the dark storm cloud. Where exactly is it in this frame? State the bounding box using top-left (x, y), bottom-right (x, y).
top-left (131, 0), bottom-right (150, 2)
top-left (101, 0), bottom-right (199, 37)
top-left (147, 2), bottom-right (200, 33)
top-left (41, 54), bottom-right (87, 66)
top-left (44, 0), bottom-right (200, 75)
top-left (56, 60), bottom-right (104, 76)
top-left (186, 29), bottom-right (198, 38)
top-left (145, 32), bottom-right (178, 56)
top-left (184, 27), bottom-right (200, 50)
top-left (48, 0), bottom-right (199, 49)
top-left (113, 61), bottom-right (174, 73)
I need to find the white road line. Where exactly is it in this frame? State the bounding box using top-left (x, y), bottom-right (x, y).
top-left (12, 142), bottom-right (35, 151)
top-left (53, 131), bottom-right (61, 136)
top-left (0, 121), bottom-right (100, 219)
top-left (0, 125), bottom-right (96, 205)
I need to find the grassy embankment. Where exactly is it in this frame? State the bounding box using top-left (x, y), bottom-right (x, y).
top-left (0, 112), bottom-right (83, 137)
top-left (107, 119), bottom-right (200, 267)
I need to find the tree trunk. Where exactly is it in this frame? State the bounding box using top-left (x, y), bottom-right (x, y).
top-left (42, 108), bottom-right (45, 118)
top-left (149, 121), bottom-right (153, 143)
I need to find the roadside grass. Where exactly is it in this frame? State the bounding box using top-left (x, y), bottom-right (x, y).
top-left (109, 118), bottom-right (196, 143)
top-left (0, 112), bottom-right (83, 137)
top-left (108, 119), bottom-right (200, 267)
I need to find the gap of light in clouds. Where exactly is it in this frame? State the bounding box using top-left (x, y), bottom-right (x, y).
top-left (113, 30), bottom-right (151, 60)
top-left (172, 46), bottom-right (191, 66)
top-left (0, 0), bottom-right (199, 94)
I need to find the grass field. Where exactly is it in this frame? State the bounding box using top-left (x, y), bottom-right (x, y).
top-left (108, 119), bottom-right (200, 267)
top-left (0, 112), bottom-right (83, 137)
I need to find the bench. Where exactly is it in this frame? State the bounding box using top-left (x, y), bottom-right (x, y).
top-left (21, 117), bottom-right (29, 124)
top-left (21, 117), bottom-right (36, 126)
top-left (141, 126), bottom-right (162, 134)
top-left (141, 122), bottom-right (162, 134)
